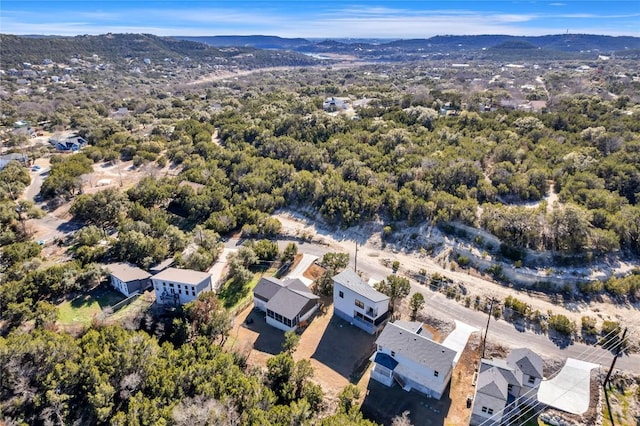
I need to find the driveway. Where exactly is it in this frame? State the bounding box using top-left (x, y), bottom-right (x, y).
top-left (441, 320), bottom-right (479, 365)
top-left (285, 253), bottom-right (318, 286)
top-left (208, 248), bottom-right (237, 291)
top-left (537, 358), bottom-right (600, 415)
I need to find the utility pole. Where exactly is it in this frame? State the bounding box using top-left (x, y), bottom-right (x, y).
top-left (354, 241), bottom-right (358, 272)
top-left (603, 327), bottom-right (628, 388)
top-left (482, 297), bottom-right (499, 358)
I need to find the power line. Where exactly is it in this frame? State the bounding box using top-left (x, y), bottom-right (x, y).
top-left (501, 332), bottom-right (632, 426)
top-left (477, 325), bottom-right (627, 426)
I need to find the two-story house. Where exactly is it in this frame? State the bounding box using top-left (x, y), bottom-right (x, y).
top-left (332, 269), bottom-right (390, 334)
top-left (370, 321), bottom-right (457, 400)
top-left (151, 267), bottom-right (213, 306)
top-left (469, 348), bottom-right (544, 426)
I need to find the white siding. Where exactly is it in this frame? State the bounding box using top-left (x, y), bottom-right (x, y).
top-left (378, 347), bottom-right (451, 399)
top-left (110, 276), bottom-right (130, 297)
top-left (152, 276), bottom-right (212, 306)
top-left (333, 282), bottom-right (388, 323)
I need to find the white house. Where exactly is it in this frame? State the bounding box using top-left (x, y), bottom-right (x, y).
top-left (105, 262), bottom-right (151, 297)
top-left (151, 267), bottom-right (213, 306)
top-left (332, 269), bottom-right (389, 334)
top-left (370, 321), bottom-right (457, 399)
top-left (469, 348), bottom-right (544, 426)
top-left (253, 277), bottom-right (319, 332)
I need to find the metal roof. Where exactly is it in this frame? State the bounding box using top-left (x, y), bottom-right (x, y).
top-left (376, 322), bottom-right (456, 375)
top-left (333, 269), bottom-right (389, 303)
top-left (105, 262), bottom-right (151, 282)
top-left (507, 348), bottom-right (544, 379)
top-left (151, 267), bottom-right (211, 286)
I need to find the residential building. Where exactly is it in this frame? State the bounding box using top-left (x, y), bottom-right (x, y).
top-left (469, 348), bottom-right (544, 426)
top-left (49, 135), bottom-right (87, 151)
top-left (370, 321), bottom-right (456, 399)
top-left (332, 269), bottom-right (389, 334)
top-left (151, 267), bottom-right (213, 306)
top-left (253, 277), bottom-right (319, 332)
top-left (0, 153), bottom-right (29, 170)
top-left (105, 262), bottom-right (151, 297)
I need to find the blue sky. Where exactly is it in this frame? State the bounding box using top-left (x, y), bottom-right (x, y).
top-left (1, 1), bottom-right (639, 38)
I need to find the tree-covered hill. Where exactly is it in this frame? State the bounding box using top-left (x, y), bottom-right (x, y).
top-left (0, 33), bottom-right (319, 69)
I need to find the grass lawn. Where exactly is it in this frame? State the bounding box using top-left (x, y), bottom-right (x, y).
top-left (57, 286), bottom-right (124, 326)
top-left (218, 266), bottom-right (276, 312)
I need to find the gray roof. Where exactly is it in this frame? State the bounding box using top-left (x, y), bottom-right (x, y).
top-left (376, 322), bottom-right (456, 375)
top-left (507, 348), bottom-right (544, 379)
top-left (266, 287), bottom-right (318, 320)
top-left (105, 262), bottom-right (151, 282)
top-left (333, 269), bottom-right (389, 303)
top-left (481, 358), bottom-right (523, 387)
top-left (392, 320), bottom-right (433, 340)
top-left (152, 267), bottom-right (211, 285)
top-left (254, 277), bottom-right (285, 301)
top-left (476, 366), bottom-right (509, 401)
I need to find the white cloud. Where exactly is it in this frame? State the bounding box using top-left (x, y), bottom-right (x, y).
top-left (1, 5), bottom-right (638, 38)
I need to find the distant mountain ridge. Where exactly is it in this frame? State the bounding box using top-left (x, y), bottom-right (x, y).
top-left (179, 33), bottom-right (640, 55)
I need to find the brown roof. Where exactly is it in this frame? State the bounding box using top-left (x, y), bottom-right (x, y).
top-left (105, 262), bottom-right (151, 282)
top-left (152, 267), bottom-right (211, 285)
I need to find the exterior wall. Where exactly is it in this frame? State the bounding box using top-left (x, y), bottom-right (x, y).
top-left (470, 394), bottom-right (506, 424)
top-left (371, 363), bottom-right (394, 387)
top-left (254, 297), bottom-right (267, 312)
top-left (110, 276), bottom-right (132, 297)
top-left (152, 276), bottom-right (212, 306)
top-left (266, 316), bottom-right (296, 332)
top-left (377, 347), bottom-right (451, 399)
top-left (299, 302), bottom-right (319, 323)
top-left (333, 282), bottom-right (389, 334)
top-left (266, 301), bottom-right (318, 332)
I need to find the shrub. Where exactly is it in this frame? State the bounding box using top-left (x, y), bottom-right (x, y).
top-left (548, 314), bottom-right (576, 336)
top-left (581, 316), bottom-right (598, 336)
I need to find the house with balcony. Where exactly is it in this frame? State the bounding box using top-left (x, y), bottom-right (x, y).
top-left (469, 348), bottom-right (544, 426)
top-left (370, 321), bottom-right (456, 400)
top-left (332, 269), bottom-right (390, 334)
top-left (105, 262), bottom-right (151, 297)
top-left (151, 267), bottom-right (213, 307)
top-left (253, 277), bottom-right (319, 332)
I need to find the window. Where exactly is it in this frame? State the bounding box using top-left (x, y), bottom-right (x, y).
top-left (508, 384), bottom-right (513, 392)
top-left (481, 407), bottom-right (493, 414)
top-left (434, 371), bottom-right (439, 377)
top-left (481, 407), bottom-right (487, 413)
top-left (355, 299), bottom-right (364, 309)
top-left (391, 351), bottom-right (395, 357)
top-left (488, 408), bottom-right (494, 415)
top-left (339, 291), bottom-right (344, 298)
top-left (528, 376), bottom-right (535, 384)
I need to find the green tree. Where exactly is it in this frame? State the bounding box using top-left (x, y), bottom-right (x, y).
top-left (184, 292), bottom-right (232, 345)
top-left (375, 275), bottom-right (411, 314)
top-left (281, 242), bottom-right (298, 262)
top-left (409, 292), bottom-right (425, 321)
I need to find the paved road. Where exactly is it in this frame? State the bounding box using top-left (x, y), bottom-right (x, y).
top-left (227, 235), bottom-right (640, 374)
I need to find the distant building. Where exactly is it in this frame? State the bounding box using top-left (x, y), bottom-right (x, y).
top-left (49, 135), bottom-right (87, 151)
top-left (322, 97), bottom-right (349, 111)
top-left (105, 262), bottom-right (152, 297)
top-left (0, 153), bottom-right (29, 170)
